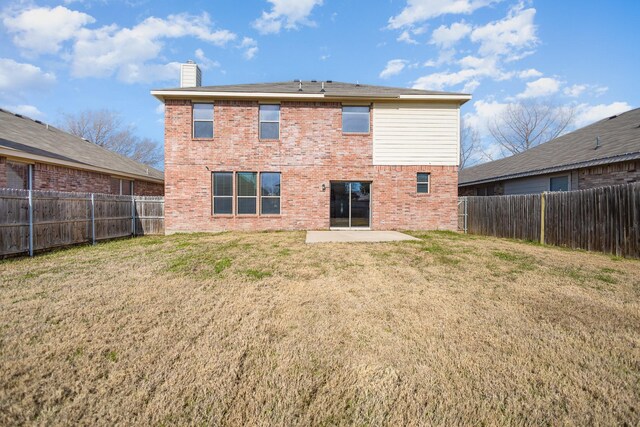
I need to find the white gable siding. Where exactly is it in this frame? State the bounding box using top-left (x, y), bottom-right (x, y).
top-left (372, 102), bottom-right (459, 166)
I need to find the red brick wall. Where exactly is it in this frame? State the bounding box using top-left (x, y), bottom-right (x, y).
top-left (165, 99), bottom-right (458, 232)
top-left (0, 156), bottom-right (163, 196)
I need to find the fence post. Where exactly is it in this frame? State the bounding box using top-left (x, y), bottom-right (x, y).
top-left (540, 191), bottom-right (546, 244)
top-left (28, 189), bottom-right (34, 257)
top-left (91, 193), bottom-right (96, 245)
top-left (131, 195), bottom-right (136, 237)
top-left (464, 197), bottom-right (468, 234)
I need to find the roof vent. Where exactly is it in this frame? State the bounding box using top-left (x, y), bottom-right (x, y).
top-left (298, 81), bottom-right (302, 92)
top-left (595, 136), bottom-right (600, 150)
top-left (293, 79), bottom-right (300, 82)
top-left (326, 80), bottom-right (333, 83)
top-left (35, 120), bottom-right (43, 124)
top-left (608, 114), bottom-right (618, 120)
top-left (311, 79), bottom-right (317, 82)
top-left (321, 82), bottom-right (325, 92)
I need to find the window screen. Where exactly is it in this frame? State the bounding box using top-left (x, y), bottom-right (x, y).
top-left (237, 172), bottom-right (257, 214)
top-left (342, 106), bottom-right (370, 133)
top-left (259, 105), bottom-right (280, 139)
top-left (6, 161), bottom-right (29, 190)
top-left (260, 172), bottom-right (281, 215)
top-left (417, 173), bottom-right (430, 193)
top-left (213, 172), bottom-right (233, 214)
top-left (193, 103), bottom-right (214, 138)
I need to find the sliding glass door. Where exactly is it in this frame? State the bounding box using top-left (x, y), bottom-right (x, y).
top-left (330, 181), bottom-right (371, 228)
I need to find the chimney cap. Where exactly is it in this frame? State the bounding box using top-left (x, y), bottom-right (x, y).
top-left (186, 59), bottom-right (195, 64)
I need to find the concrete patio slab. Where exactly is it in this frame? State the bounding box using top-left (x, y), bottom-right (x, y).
top-left (305, 230), bottom-right (420, 244)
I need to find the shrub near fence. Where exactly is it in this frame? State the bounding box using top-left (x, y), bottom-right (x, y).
top-left (0, 188), bottom-right (164, 257)
top-left (460, 182), bottom-right (640, 259)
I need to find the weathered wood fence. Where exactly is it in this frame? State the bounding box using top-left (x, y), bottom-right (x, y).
top-left (0, 188), bottom-right (164, 257)
top-left (459, 182), bottom-right (640, 258)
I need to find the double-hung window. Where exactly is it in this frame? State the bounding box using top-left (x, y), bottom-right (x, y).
top-left (237, 172), bottom-right (258, 214)
top-left (417, 173), bottom-right (430, 193)
top-left (6, 161), bottom-right (30, 190)
top-left (260, 172), bottom-right (281, 215)
top-left (342, 106), bottom-right (370, 133)
top-left (213, 172), bottom-right (233, 214)
top-left (193, 103), bottom-right (214, 138)
top-left (259, 105), bottom-right (280, 139)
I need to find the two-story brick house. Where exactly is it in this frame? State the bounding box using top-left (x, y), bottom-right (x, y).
top-left (152, 62), bottom-right (470, 233)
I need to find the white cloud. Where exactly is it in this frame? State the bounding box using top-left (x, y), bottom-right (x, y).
top-left (194, 48), bottom-right (221, 70)
top-left (563, 83), bottom-right (608, 98)
top-left (379, 59), bottom-right (408, 79)
top-left (155, 103), bottom-right (164, 115)
top-left (70, 13), bottom-right (235, 82)
top-left (388, 0), bottom-right (500, 29)
top-left (470, 5), bottom-right (537, 56)
top-left (239, 37), bottom-right (258, 60)
top-left (518, 68), bottom-right (542, 79)
top-left (430, 21), bottom-right (472, 47)
top-left (574, 102), bottom-right (633, 127)
top-left (413, 55), bottom-right (507, 91)
top-left (516, 77), bottom-right (561, 99)
top-left (2, 6), bottom-right (95, 55)
top-left (397, 30), bottom-right (418, 44)
top-left (253, 0), bottom-right (323, 34)
top-left (1, 104), bottom-right (45, 119)
top-left (0, 58), bottom-right (56, 95)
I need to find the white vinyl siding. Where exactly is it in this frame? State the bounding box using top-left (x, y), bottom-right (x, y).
top-left (372, 102), bottom-right (459, 166)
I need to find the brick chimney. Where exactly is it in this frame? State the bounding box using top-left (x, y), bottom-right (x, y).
top-left (180, 60), bottom-right (201, 88)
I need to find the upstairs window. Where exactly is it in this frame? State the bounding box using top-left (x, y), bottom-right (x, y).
top-left (259, 104), bottom-right (280, 139)
top-left (260, 172), bottom-right (281, 215)
top-left (212, 172), bottom-right (233, 214)
top-left (417, 173), bottom-right (430, 194)
top-left (342, 106), bottom-right (370, 133)
top-left (237, 172), bottom-right (258, 214)
top-left (193, 103), bottom-right (214, 138)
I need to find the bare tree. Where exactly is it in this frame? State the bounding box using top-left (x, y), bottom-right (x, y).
top-left (488, 101), bottom-right (574, 156)
top-left (460, 120), bottom-right (480, 169)
top-left (61, 109), bottom-right (163, 168)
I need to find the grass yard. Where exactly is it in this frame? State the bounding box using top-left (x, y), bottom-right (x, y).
top-left (1, 231), bottom-right (639, 425)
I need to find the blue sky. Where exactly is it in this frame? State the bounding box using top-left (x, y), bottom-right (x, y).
top-left (1, 0), bottom-right (638, 163)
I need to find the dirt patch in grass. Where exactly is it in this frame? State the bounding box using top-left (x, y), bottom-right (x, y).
top-left (0, 231), bottom-right (638, 425)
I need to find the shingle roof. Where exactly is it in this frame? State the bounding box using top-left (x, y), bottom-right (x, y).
top-left (153, 80), bottom-right (469, 98)
top-left (459, 108), bottom-right (640, 186)
top-left (0, 109), bottom-right (164, 182)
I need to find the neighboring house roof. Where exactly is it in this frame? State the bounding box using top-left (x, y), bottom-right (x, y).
top-left (151, 80), bottom-right (471, 103)
top-left (0, 109), bottom-right (164, 183)
top-left (459, 108), bottom-right (640, 187)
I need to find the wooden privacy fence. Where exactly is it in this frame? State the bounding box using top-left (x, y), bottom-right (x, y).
top-left (460, 182), bottom-right (640, 258)
top-left (0, 188), bottom-right (164, 257)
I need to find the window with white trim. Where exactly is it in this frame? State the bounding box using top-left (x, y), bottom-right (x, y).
top-left (259, 104), bottom-right (280, 139)
top-left (193, 103), bottom-right (214, 138)
top-left (342, 106), bottom-right (370, 133)
top-left (417, 173), bottom-right (430, 193)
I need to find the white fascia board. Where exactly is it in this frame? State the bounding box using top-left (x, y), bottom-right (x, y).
top-left (398, 94), bottom-right (472, 102)
top-left (0, 146), bottom-right (164, 184)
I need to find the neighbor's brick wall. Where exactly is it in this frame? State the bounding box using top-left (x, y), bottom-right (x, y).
top-left (134, 180), bottom-right (164, 196)
top-left (578, 160), bottom-right (640, 189)
top-left (0, 157), bottom-right (6, 188)
top-left (0, 156), bottom-right (163, 195)
top-left (164, 99), bottom-right (458, 232)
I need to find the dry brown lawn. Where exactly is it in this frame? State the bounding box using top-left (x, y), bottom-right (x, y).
top-left (0, 231), bottom-right (639, 426)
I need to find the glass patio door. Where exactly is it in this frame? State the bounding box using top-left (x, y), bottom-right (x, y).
top-left (330, 182), bottom-right (371, 228)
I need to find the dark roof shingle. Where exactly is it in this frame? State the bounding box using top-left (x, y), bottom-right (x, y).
top-left (459, 108), bottom-right (640, 186)
top-left (153, 80), bottom-right (469, 98)
top-left (0, 109), bottom-right (163, 181)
